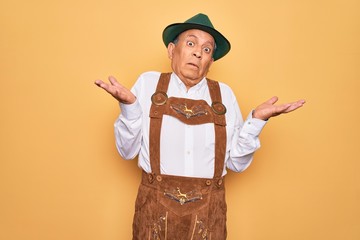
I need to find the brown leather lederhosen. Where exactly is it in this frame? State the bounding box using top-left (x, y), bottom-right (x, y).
top-left (132, 73), bottom-right (227, 240)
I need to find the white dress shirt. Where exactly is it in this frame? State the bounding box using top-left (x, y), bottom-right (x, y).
top-left (114, 71), bottom-right (266, 178)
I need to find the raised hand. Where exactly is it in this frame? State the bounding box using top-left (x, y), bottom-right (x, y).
top-left (252, 96), bottom-right (305, 120)
top-left (94, 76), bottom-right (136, 104)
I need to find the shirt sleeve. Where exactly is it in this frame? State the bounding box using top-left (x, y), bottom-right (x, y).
top-left (226, 96), bottom-right (267, 173)
top-left (113, 74), bottom-right (145, 160)
top-left (114, 99), bottom-right (143, 160)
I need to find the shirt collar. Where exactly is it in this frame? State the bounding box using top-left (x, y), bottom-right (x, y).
top-left (171, 72), bottom-right (207, 92)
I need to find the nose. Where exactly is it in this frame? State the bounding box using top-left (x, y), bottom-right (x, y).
top-left (193, 51), bottom-right (202, 59)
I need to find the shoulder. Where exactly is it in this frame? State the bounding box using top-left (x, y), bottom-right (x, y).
top-left (217, 81), bottom-right (236, 102)
top-left (206, 78), bottom-right (237, 104)
top-left (217, 81), bottom-right (238, 113)
top-left (218, 81), bottom-right (234, 94)
top-left (207, 78), bottom-right (234, 94)
top-left (132, 71), bottom-right (163, 99)
top-left (132, 71), bottom-right (161, 91)
top-left (137, 71), bottom-right (161, 83)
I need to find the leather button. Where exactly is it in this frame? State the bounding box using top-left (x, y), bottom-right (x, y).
top-left (217, 179), bottom-right (223, 186)
top-left (156, 175), bottom-right (162, 182)
top-left (205, 180), bottom-right (212, 186)
top-left (211, 101), bottom-right (227, 115)
top-left (148, 174), bottom-right (154, 183)
top-left (151, 91), bottom-right (168, 106)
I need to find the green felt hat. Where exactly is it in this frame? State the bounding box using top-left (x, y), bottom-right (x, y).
top-left (162, 13), bottom-right (231, 61)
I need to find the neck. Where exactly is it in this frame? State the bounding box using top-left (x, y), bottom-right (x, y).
top-left (173, 73), bottom-right (204, 90)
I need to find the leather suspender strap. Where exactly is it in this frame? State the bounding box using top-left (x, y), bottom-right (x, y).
top-left (149, 73), bottom-right (171, 175)
top-left (206, 78), bottom-right (227, 179)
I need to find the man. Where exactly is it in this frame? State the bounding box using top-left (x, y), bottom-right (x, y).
top-left (95, 13), bottom-right (305, 240)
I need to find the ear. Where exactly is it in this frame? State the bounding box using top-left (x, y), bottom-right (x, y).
top-left (167, 42), bottom-right (175, 60)
top-left (208, 58), bottom-right (214, 69)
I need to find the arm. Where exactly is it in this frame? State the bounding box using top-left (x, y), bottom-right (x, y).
top-left (95, 76), bottom-right (142, 159)
top-left (226, 97), bottom-right (267, 172)
top-left (114, 100), bottom-right (143, 159)
top-left (227, 95), bottom-right (305, 172)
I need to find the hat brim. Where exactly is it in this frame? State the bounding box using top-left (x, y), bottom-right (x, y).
top-left (162, 23), bottom-right (231, 61)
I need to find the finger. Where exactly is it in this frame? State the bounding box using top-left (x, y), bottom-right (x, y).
top-left (266, 96), bottom-right (279, 105)
top-left (94, 80), bottom-right (109, 90)
top-left (277, 99), bottom-right (305, 112)
top-left (285, 101), bottom-right (305, 112)
top-left (108, 76), bottom-right (121, 87)
top-left (275, 103), bottom-right (292, 114)
top-left (297, 99), bottom-right (306, 105)
top-left (286, 99), bottom-right (306, 106)
top-left (94, 80), bottom-right (116, 95)
top-left (94, 80), bottom-right (104, 86)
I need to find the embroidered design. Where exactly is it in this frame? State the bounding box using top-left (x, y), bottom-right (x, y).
top-left (170, 103), bottom-right (208, 119)
top-left (151, 212), bottom-right (168, 240)
top-left (191, 216), bottom-right (210, 240)
top-left (164, 187), bottom-right (202, 205)
top-left (151, 222), bottom-right (161, 240)
top-left (196, 220), bottom-right (209, 239)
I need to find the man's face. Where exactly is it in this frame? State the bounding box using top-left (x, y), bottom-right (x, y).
top-left (167, 29), bottom-right (215, 89)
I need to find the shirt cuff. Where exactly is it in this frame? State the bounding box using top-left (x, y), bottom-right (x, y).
top-left (242, 111), bottom-right (267, 136)
top-left (119, 99), bottom-right (142, 120)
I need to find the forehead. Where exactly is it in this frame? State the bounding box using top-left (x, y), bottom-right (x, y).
top-left (178, 29), bottom-right (215, 44)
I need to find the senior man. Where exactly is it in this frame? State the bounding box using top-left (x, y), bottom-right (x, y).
top-left (95, 13), bottom-right (305, 240)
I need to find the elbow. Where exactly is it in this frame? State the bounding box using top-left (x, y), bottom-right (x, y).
top-left (115, 140), bottom-right (140, 160)
top-left (227, 154), bottom-right (255, 173)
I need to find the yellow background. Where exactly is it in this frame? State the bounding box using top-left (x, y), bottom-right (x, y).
top-left (1, 0), bottom-right (359, 239)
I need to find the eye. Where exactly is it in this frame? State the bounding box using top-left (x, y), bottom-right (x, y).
top-left (203, 47), bottom-right (212, 53)
top-left (187, 41), bottom-right (195, 47)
